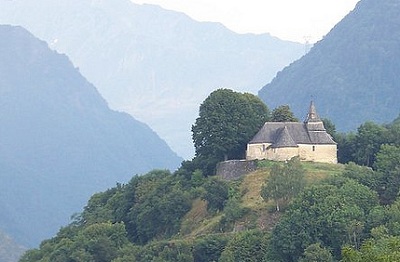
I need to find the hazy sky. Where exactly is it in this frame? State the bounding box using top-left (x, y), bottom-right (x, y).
top-left (130, 0), bottom-right (360, 43)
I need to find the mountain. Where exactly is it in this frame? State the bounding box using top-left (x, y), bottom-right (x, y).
top-left (258, 0), bottom-right (400, 131)
top-left (0, 0), bottom-right (304, 158)
top-left (0, 230), bottom-right (26, 262)
top-left (0, 25), bottom-right (182, 247)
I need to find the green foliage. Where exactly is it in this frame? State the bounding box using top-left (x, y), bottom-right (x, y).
top-left (202, 177), bottom-right (229, 212)
top-left (373, 145), bottom-right (400, 204)
top-left (299, 243), bottom-right (334, 262)
top-left (191, 88), bottom-right (269, 175)
top-left (342, 162), bottom-right (378, 191)
top-left (66, 170), bottom-right (192, 246)
top-left (192, 235), bottom-right (229, 262)
top-left (126, 171), bottom-right (192, 244)
top-left (341, 236), bottom-right (400, 262)
top-left (261, 157), bottom-right (306, 211)
top-left (223, 198), bottom-right (249, 223)
top-left (336, 117), bottom-right (400, 168)
top-left (270, 178), bottom-right (380, 261)
top-left (113, 240), bottom-right (193, 262)
top-left (352, 122), bottom-right (388, 167)
top-left (375, 144), bottom-right (400, 173)
top-left (335, 132), bottom-right (357, 164)
top-left (219, 230), bottom-right (270, 262)
top-left (342, 197), bottom-right (400, 261)
top-left (388, 115), bottom-right (400, 146)
top-left (385, 199), bottom-right (400, 236)
top-left (341, 143), bottom-right (400, 205)
top-left (322, 118), bottom-right (337, 137)
top-left (271, 105), bottom-right (298, 122)
top-left (20, 222), bottom-right (129, 262)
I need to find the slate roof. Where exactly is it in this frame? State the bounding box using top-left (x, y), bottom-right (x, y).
top-left (249, 122), bottom-right (336, 146)
top-left (272, 126), bottom-right (298, 148)
top-left (249, 101), bottom-right (336, 147)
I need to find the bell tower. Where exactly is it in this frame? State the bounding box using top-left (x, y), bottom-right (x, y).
top-left (304, 101), bottom-right (325, 131)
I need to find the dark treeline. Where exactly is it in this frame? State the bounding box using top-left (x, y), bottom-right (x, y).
top-left (330, 114), bottom-right (400, 168)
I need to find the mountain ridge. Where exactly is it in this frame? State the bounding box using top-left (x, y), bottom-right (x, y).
top-left (0, 0), bottom-right (304, 158)
top-left (258, 0), bottom-right (400, 131)
top-left (0, 24), bottom-right (182, 247)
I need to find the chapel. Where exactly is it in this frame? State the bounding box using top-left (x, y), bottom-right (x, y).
top-left (246, 101), bottom-right (337, 163)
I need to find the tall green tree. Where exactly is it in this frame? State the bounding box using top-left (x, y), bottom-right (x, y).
top-left (299, 243), bottom-right (334, 262)
top-left (336, 132), bottom-right (357, 164)
top-left (261, 157), bottom-right (306, 211)
top-left (374, 144), bottom-right (400, 204)
top-left (191, 89), bottom-right (269, 175)
top-left (202, 178), bottom-right (229, 212)
top-left (352, 121), bottom-right (388, 167)
top-left (271, 105), bottom-right (298, 122)
top-left (219, 230), bottom-right (270, 262)
top-left (322, 118), bottom-right (337, 137)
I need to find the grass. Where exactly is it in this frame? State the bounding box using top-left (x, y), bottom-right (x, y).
top-left (180, 198), bottom-right (224, 237)
top-left (301, 161), bottom-right (345, 183)
top-left (240, 169), bottom-right (269, 210)
top-left (180, 160), bottom-right (345, 238)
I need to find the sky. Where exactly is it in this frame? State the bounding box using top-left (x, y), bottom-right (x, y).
top-left (130, 0), bottom-right (360, 43)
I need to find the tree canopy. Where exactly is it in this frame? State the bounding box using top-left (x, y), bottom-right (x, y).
top-left (261, 157), bottom-right (306, 211)
top-left (271, 105), bottom-right (299, 122)
top-left (191, 88), bottom-right (269, 175)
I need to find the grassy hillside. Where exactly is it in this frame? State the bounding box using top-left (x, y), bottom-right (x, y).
top-left (179, 160), bottom-right (344, 237)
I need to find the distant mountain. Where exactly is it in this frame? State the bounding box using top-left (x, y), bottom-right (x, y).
top-left (0, 0), bottom-right (304, 158)
top-left (259, 0), bottom-right (400, 131)
top-left (0, 230), bottom-right (26, 262)
top-left (0, 25), bottom-right (181, 247)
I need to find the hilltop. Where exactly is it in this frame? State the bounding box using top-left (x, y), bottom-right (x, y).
top-left (17, 108), bottom-right (400, 261)
top-left (19, 160), bottom-right (345, 261)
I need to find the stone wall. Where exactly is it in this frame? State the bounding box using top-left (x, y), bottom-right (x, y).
top-left (246, 143), bottom-right (272, 160)
top-left (247, 143), bottom-right (337, 164)
top-left (298, 144), bottom-right (338, 164)
top-left (269, 147), bottom-right (299, 161)
top-left (216, 160), bottom-right (257, 180)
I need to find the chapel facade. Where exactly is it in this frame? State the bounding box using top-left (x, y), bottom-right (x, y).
top-left (246, 101), bottom-right (337, 164)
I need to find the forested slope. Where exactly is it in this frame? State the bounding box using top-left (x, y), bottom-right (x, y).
top-left (259, 0), bottom-right (400, 131)
top-left (19, 160), bottom-right (344, 262)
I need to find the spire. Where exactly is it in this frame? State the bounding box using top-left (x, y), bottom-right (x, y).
top-left (304, 101), bottom-right (326, 131)
top-left (304, 100), bottom-right (321, 123)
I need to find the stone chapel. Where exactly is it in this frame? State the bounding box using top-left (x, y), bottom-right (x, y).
top-left (246, 101), bottom-right (337, 163)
